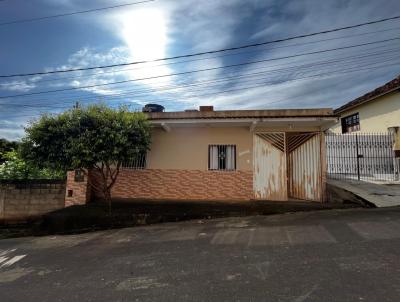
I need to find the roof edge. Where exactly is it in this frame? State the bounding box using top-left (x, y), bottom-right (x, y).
top-left (146, 108), bottom-right (335, 120)
top-left (334, 86), bottom-right (399, 114)
top-left (334, 75), bottom-right (400, 114)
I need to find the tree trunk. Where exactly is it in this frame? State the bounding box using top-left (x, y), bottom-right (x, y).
top-left (104, 189), bottom-right (112, 214)
top-left (86, 162), bottom-right (121, 215)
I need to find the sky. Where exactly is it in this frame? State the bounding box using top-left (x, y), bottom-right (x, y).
top-left (0, 0), bottom-right (399, 140)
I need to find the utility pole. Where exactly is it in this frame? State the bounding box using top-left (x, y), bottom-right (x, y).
top-left (73, 101), bottom-right (80, 109)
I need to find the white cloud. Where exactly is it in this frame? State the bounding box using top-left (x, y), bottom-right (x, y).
top-left (0, 129), bottom-right (24, 141)
top-left (0, 119), bottom-right (26, 141)
top-left (3, 0), bottom-right (400, 119)
top-left (0, 80), bottom-right (36, 92)
top-left (43, 46), bottom-right (135, 96)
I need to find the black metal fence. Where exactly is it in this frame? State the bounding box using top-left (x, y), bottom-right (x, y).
top-left (326, 133), bottom-right (400, 182)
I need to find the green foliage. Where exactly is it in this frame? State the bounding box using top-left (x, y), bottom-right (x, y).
top-left (21, 104), bottom-right (151, 206)
top-left (0, 139), bottom-right (19, 164)
top-left (21, 104), bottom-right (151, 171)
top-left (0, 150), bottom-right (65, 180)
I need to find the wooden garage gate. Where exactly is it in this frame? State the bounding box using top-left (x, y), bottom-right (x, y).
top-left (253, 132), bottom-right (325, 202)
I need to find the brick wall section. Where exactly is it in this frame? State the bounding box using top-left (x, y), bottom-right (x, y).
top-left (90, 169), bottom-right (253, 201)
top-left (0, 182), bottom-right (66, 223)
top-left (65, 171), bottom-right (91, 206)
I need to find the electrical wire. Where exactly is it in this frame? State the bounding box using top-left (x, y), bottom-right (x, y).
top-left (1, 36), bottom-right (399, 99)
top-left (1, 45), bottom-right (398, 106)
top-left (0, 0), bottom-right (155, 26)
top-left (3, 25), bottom-right (399, 87)
top-left (2, 46), bottom-right (396, 106)
top-left (2, 58), bottom-right (399, 118)
top-left (1, 15), bottom-right (400, 78)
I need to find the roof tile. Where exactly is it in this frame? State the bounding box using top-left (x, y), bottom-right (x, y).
top-left (335, 75), bottom-right (400, 114)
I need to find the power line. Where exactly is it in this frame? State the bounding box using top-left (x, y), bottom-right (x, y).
top-left (1, 51), bottom-right (398, 108)
top-left (50, 56), bottom-right (400, 103)
top-left (1, 14), bottom-right (400, 78)
top-left (5, 25), bottom-right (400, 87)
top-left (1, 37), bottom-right (398, 109)
top-left (0, 0), bottom-right (155, 27)
top-left (1, 48), bottom-right (398, 108)
top-left (26, 44), bottom-right (400, 98)
top-left (3, 60), bottom-right (399, 118)
top-left (156, 62), bottom-right (400, 102)
top-left (3, 46), bottom-right (397, 106)
top-left (51, 60), bottom-right (400, 103)
top-left (1, 36), bottom-right (399, 99)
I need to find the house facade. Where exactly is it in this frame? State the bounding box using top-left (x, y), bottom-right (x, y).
top-left (65, 107), bottom-right (338, 205)
top-left (330, 75), bottom-right (400, 134)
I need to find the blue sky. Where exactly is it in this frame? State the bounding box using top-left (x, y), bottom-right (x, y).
top-left (0, 0), bottom-right (400, 140)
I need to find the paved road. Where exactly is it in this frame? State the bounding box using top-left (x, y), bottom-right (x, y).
top-left (1, 208), bottom-right (400, 302)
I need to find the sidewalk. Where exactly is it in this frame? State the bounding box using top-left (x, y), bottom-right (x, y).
top-left (328, 179), bottom-right (400, 207)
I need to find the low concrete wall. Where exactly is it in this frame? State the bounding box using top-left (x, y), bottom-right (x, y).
top-left (0, 181), bottom-right (66, 223)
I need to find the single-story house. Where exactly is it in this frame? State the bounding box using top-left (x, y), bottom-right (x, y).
top-left (65, 106), bottom-right (338, 205)
top-left (330, 75), bottom-right (400, 134)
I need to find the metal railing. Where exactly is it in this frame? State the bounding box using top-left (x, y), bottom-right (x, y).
top-left (122, 153), bottom-right (147, 170)
top-left (208, 145), bottom-right (236, 171)
top-left (326, 132), bottom-right (399, 182)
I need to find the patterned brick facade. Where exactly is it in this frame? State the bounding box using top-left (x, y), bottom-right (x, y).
top-left (66, 169), bottom-right (254, 203)
top-left (65, 171), bottom-right (91, 206)
top-left (108, 169), bottom-right (253, 201)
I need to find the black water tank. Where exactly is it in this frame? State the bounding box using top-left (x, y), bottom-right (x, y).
top-left (142, 104), bottom-right (165, 112)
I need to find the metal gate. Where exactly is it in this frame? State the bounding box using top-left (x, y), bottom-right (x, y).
top-left (253, 133), bottom-right (287, 200)
top-left (287, 133), bottom-right (323, 201)
top-left (253, 132), bottom-right (324, 201)
top-left (326, 133), bottom-right (399, 181)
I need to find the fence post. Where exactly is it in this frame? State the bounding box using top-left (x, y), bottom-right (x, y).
top-left (356, 134), bottom-right (361, 180)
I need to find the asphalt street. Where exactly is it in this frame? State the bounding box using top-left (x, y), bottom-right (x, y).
top-left (1, 208), bottom-right (400, 302)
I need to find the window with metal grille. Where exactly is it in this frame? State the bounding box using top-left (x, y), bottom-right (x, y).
top-left (208, 145), bottom-right (236, 171)
top-left (341, 113), bottom-right (360, 134)
top-left (122, 152), bottom-right (147, 169)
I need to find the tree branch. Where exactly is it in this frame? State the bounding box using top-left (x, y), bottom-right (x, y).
top-left (107, 161), bottom-right (121, 191)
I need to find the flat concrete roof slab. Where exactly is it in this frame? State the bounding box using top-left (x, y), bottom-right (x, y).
top-left (147, 108), bottom-right (335, 120)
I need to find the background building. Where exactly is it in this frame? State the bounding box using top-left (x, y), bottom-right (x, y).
top-left (331, 75), bottom-right (400, 134)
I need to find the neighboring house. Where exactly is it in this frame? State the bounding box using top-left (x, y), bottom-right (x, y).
top-left (331, 75), bottom-right (400, 134)
top-left (65, 107), bottom-right (338, 205)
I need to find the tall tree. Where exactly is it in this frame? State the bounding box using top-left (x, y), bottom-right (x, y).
top-left (21, 105), bottom-right (151, 210)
